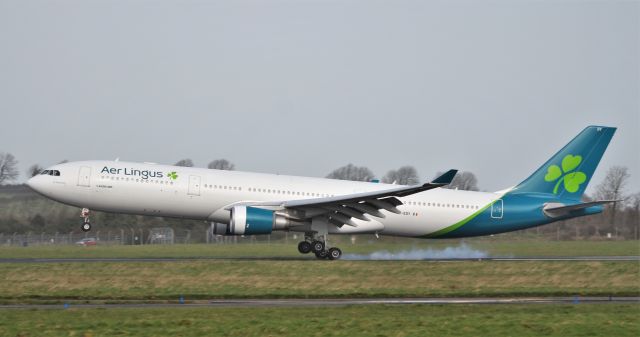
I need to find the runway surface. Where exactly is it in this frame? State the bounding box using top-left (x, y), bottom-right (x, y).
top-left (0, 256), bottom-right (637, 263)
top-left (0, 297), bottom-right (638, 310)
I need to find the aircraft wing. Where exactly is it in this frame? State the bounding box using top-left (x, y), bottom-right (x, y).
top-left (236, 169), bottom-right (457, 227)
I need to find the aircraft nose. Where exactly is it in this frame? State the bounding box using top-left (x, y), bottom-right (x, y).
top-left (26, 175), bottom-right (41, 191)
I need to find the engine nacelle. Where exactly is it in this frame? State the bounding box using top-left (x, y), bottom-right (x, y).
top-left (211, 222), bottom-right (231, 236)
top-left (212, 206), bottom-right (295, 236)
top-left (230, 206), bottom-right (274, 235)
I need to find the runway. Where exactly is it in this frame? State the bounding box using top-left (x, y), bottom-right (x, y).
top-left (0, 297), bottom-right (638, 310)
top-left (0, 256), bottom-right (637, 263)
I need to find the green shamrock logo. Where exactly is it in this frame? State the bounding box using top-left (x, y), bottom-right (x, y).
top-left (544, 154), bottom-right (587, 194)
top-left (167, 171), bottom-right (178, 180)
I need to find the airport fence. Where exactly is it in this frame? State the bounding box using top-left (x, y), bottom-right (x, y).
top-left (0, 226), bottom-right (303, 247)
top-left (0, 223), bottom-right (636, 247)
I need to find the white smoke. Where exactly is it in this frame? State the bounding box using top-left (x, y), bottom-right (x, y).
top-left (342, 243), bottom-right (489, 260)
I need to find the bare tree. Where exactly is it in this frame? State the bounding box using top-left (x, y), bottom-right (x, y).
top-left (627, 192), bottom-right (640, 240)
top-left (382, 166), bottom-right (419, 185)
top-left (0, 153), bottom-right (19, 184)
top-left (435, 171), bottom-right (479, 191)
top-left (174, 159), bottom-right (194, 167)
top-left (208, 159), bottom-right (235, 170)
top-left (595, 166), bottom-right (630, 236)
top-left (27, 164), bottom-right (43, 177)
top-left (326, 164), bottom-right (375, 182)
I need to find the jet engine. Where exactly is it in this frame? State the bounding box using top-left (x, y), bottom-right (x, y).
top-left (213, 206), bottom-right (293, 235)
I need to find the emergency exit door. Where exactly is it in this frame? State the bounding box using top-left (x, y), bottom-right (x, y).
top-left (77, 166), bottom-right (91, 187)
top-left (188, 175), bottom-right (201, 196)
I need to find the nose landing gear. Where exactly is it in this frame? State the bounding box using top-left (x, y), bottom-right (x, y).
top-left (80, 208), bottom-right (92, 232)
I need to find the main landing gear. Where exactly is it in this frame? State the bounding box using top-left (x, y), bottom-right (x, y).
top-left (80, 208), bottom-right (92, 232)
top-left (297, 233), bottom-right (342, 260)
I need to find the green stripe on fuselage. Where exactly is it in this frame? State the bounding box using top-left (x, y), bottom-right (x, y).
top-left (423, 199), bottom-right (499, 238)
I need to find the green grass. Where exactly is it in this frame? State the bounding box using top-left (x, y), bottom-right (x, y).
top-left (0, 240), bottom-right (638, 259)
top-left (0, 304), bottom-right (638, 337)
top-left (0, 260), bottom-right (637, 303)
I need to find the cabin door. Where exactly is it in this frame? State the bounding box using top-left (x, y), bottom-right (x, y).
top-left (77, 166), bottom-right (91, 187)
top-left (188, 175), bottom-right (201, 196)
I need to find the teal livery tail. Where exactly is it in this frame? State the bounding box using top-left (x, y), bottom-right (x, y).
top-left (513, 126), bottom-right (616, 200)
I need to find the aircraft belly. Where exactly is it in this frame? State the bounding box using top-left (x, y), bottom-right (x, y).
top-left (380, 209), bottom-right (481, 237)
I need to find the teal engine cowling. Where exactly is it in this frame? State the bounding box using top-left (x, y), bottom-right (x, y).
top-left (212, 206), bottom-right (293, 236)
top-left (230, 206), bottom-right (274, 235)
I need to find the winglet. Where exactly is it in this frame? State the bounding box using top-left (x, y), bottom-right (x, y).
top-left (429, 169), bottom-right (458, 186)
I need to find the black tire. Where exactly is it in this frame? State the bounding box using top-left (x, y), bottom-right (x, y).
top-left (81, 222), bottom-right (91, 232)
top-left (315, 250), bottom-right (328, 259)
top-left (297, 241), bottom-right (312, 254)
top-left (311, 240), bottom-right (325, 253)
top-left (328, 247), bottom-right (342, 260)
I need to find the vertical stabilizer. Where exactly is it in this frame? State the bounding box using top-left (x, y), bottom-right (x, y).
top-left (513, 126), bottom-right (616, 200)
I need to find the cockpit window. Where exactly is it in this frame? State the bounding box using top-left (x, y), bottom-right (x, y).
top-left (40, 170), bottom-right (60, 176)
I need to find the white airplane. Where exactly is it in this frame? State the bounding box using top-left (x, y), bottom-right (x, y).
top-left (28, 126), bottom-right (617, 260)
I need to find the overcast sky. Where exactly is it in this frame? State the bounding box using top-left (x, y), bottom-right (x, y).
top-left (1, 0), bottom-right (638, 195)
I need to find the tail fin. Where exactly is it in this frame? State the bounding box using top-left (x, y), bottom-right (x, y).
top-left (513, 126), bottom-right (616, 200)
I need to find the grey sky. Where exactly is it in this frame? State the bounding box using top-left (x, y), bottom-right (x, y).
top-left (1, 0), bottom-right (638, 195)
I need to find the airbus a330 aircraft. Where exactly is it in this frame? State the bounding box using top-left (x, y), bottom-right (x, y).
top-left (28, 126), bottom-right (616, 260)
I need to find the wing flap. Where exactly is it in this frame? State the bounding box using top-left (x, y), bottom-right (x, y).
top-left (366, 199), bottom-right (401, 214)
top-left (322, 205), bottom-right (370, 221)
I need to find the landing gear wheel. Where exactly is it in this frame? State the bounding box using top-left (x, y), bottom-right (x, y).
top-left (315, 250), bottom-right (328, 259)
top-left (297, 241), bottom-right (312, 254)
top-left (81, 222), bottom-right (91, 232)
top-left (311, 240), bottom-right (325, 253)
top-left (328, 247), bottom-right (342, 260)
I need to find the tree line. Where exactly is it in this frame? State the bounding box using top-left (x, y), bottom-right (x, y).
top-left (0, 152), bottom-right (638, 239)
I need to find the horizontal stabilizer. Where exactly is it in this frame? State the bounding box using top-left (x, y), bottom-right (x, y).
top-left (543, 200), bottom-right (620, 217)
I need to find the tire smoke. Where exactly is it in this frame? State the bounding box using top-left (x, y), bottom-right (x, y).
top-left (342, 243), bottom-right (489, 260)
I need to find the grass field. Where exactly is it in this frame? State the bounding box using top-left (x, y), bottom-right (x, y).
top-left (0, 260), bottom-right (637, 302)
top-left (0, 240), bottom-right (638, 259)
top-left (0, 304), bottom-right (638, 337)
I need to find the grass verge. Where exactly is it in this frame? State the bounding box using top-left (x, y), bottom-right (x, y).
top-left (0, 260), bottom-right (637, 302)
top-left (0, 304), bottom-right (638, 337)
